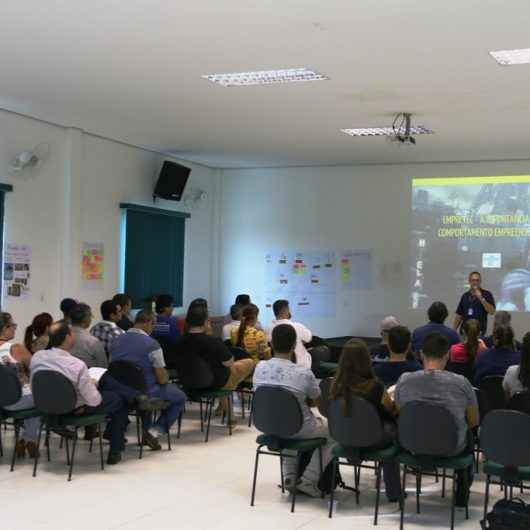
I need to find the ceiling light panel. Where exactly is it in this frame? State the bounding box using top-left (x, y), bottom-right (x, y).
top-left (202, 68), bottom-right (329, 87)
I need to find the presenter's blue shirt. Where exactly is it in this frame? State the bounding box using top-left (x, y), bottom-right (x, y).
top-left (411, 322), bottom-right (460, 353)
top-left (455, 289), bottom-right (495, 335)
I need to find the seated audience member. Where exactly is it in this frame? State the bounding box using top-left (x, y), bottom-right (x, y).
top-left (370, 316), bottom-right (400, 361)
top-left (174, 305), bottom-right (255, 423)
top-left (90, 300), bottom-right (125, 358)
top-left (113, 293), bottom-right (134, 331)
top-left (31, 323), bottom-right (131, 464)
top-left (24, 312), bottom-right (53, 353)
top-left (231, 304), bottom-right (271, 361)
top-left (253, 324), bottom-right (333, 497)
top-left (411, 302), bottom-right (460, 353)
top-left (266, 299), bottom-right (312, 368)
top-left (473, 325), bottom-right (521, 385)
top-left (222, 304), bottom-right (242, 341)
top-left (483, 310), bottom-right (521, 350)
top-left (59, 298), bottom-right (77, 324)
top-left (70, 303), bottom-right (108, 368)
top-left (235, 294), bottom-right (251, 306)
top-left (503, 332), bottom-right (530, 399)
top-left (374, 326), bottom-right (422, 387)
top-left (110, 311), bottom-right (186, 448)
top-left (330, 339), bottom-right (402, 502)
top-left (0, 312), bottom-right (40, 457)
top-left (183, 298), bottom-right (212, 334)
top-left (395, 332), bottom-right (479, 506)
top-left (152, 294), bottom-right (181, 345)
top-left (449, 319), bottom-right (486, 364)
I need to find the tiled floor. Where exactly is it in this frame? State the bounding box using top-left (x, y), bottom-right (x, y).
top-left (0, 403), bottom-right (508, 530)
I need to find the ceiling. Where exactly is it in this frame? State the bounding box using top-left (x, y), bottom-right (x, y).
top-left (2, 0), bottom-right (530, 168)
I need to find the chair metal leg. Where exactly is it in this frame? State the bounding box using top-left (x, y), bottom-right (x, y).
top-left (250, 446), bottom-right (261, 506)
top-left (416, 471), bottom-right (421, 514)
top-left (374, 460), bottom-right (382, 525)
top-left (442, 468), bottom-right (446, 498)
top-left (240, 392), bottom-right (246, 419)
top-left (280, 452), bottom-right (285, 493)
top-left (167, 428), bottom-right (171, 451)
top-left (291, 453), bottom-right (301, 513)
top-left (329, 458), bottom-right (337, 518)
top-left (177, 411), bottom-right (182, 439)
top-left (248, 395), bottom-right (253, 428)
top-left (199, 400), bottom-right (204, 432)
top-left (45, 430), bottom-right (51, 462)
top-left (355, 465), bottom-right (361, 504)
top-left (10, 422), bottom-right (20, 472)
top-left (89, 438), bottom-right (93, 453)
top-left (227, 395), bottom-right (233, 436)
top-left (59, 436), bottom-right (64, 449)
top-left (205, 398), bottom-right (213, 443)
top-left (138, 413), bottom-right (144, 460)
top-left (450, 470), bottom-right (457, 530)
top-left (483, 474), bottom-right (490, 525)
top-left (400, 466), bottom-right (407, 530)
top-left (67, 429), bottom-right (78, 482)
top-left (98, 424), bottom-right (104, 470)
top-left (32, 423), bottom-right (44, 477)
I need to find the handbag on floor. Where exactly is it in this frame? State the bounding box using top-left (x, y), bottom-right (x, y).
top-left (481, 498), bottom-right (530, 529)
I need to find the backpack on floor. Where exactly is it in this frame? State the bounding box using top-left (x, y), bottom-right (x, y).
top-left (482, 498), bottom-right (530, 529)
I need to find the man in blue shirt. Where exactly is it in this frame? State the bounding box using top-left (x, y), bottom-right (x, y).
top-left (153, 294), bottom-right (181, 345)
top-left (412, 302), bottom-right (460, 353)
top-left (374, 326), bottom-right (422, 387)
top-left (453, 271), bottom-right (495, 336)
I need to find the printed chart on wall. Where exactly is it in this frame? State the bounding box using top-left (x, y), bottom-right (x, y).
top-left (4, 244), bottom-right (31, 299)
top-left (81, 242), bottom-right (104, 289)
top-left (264, 249), bottom-right (373, 319)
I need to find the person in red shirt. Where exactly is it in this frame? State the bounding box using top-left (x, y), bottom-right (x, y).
top-left (449, 319), bottom-right (486, 364)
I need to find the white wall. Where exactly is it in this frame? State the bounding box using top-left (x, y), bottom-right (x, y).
top-left (0, 109), bottom-right (218, 340)
top-left (219, 161), bottom-right (530, 339)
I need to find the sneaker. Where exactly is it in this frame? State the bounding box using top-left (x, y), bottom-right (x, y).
top-left (142, 431), bottom-right (162, 451)
top-left (283, 477), bottom-right (298, 494)
top-left (106, 452), bottom-right (122, 465)
top-left (83, 425), bottom-right (99, 441)
top-left (135, 395), bottom-right (169, 412)
top-left (297, 479), bottom-right (322, 498)
top-left (25, 441), bottom-right (40, 459)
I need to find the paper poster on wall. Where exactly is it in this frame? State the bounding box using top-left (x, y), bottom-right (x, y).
top-left (82, 242), bottom-right (104, 289)
top-left (340, 249), bottom-right (374, 290)
top-left (4, 244), bottom-right (31, 299)
top-left (264, 250), bottom-right (337, 317)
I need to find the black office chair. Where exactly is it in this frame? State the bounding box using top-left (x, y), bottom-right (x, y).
top-left (507, 391), bottom-right (530, 415)
top-left (31, 370), bottom-right (106, 481)
top-left (446, 361), bottom-right (473, 382)
top-left (472, 387), bottom-right (488, 472)
top-left (176, 355), bottom-right (233, 442)
top-left (317, 377), bottom-right (333, 418)
top-left (479, 376), bottom-right (506, 413)
top-left (397, 401), bottom-right (473, 530)
top-left (0, 364), bottom-right (42, 472)
top-left (327, 397), bottom-right (399, 525)
top-left (250, 386), bottom-right (327, 512)
top-left (107, 360), bottom-right (173, 458)
top-left (481, 410), bottom-right (530, 524)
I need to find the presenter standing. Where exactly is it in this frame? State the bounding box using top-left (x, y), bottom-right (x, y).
top-left (453, 271), bottom-right (496, 335)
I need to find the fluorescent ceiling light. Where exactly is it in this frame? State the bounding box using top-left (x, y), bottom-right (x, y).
top-left (202, 68), bottom-right (328, 87)
top-left (490, 48), bottom-right (530, 65)
top-left (341, 126), bottom-right (434, 137)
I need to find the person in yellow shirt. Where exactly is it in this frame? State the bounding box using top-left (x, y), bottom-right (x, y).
top-left (231, 305), bottom-right (271, 362)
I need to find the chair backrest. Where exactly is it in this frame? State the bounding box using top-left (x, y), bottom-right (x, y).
top-left (107, 360), bottom-right (147, 393)
top-left (317, 377), bottom-right (333, 417)
top-left (507, 391), bottom-right (530, 415)
top-left (176, 354), bottom-right (214, 390)
top-left (446, 361), bottom-right (473, 381)
top-left (328, 396), bottom-right (384, 448)
top-left (398, 401), bottom-right (459, 456)
top-left (253, 386), bottom-right (303, 437)
top-left (32, 370), bottom-right (77, 414)
top-left (479, 376), bottom-right (506, 412)
top-left (0, 364), bottom-right (22, 407)
top-left (473, 387), bottom-right (488, 424)
top-left (481, 410), bottom-right (530, 467)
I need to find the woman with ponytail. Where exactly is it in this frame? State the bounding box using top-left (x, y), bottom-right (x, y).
top-left (473, 325), bottom-right (520, 385)
top-left (230, 304), bottom-right (270, 361)
top-left (449, 319), bottom-right (486, 364)
top-left (503, 332), bottom-right (530, 398)
top-left (24, 312), bottom-right (53, 353)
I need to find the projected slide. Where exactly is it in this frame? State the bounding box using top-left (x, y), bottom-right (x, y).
top-left (410, 176), bottom-right (530, 312)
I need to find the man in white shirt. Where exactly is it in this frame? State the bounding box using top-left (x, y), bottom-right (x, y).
top-left (266, 299), bottom-right (312, 368)
top-left (254, 324), bottom-right (333, 497)
top-left (222, 304), bottom-right (242, 341)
